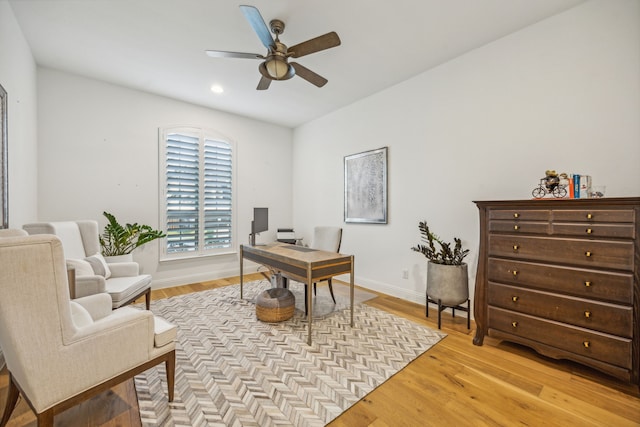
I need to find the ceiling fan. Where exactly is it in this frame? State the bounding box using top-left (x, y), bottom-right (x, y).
top-left (206, 5), bottom-right (341, 90)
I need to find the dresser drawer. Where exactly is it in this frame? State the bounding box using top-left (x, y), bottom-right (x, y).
top-left (487, 258), bottom-right (633, 304)
top-left (488, 235), bottom-right (634, 271)
top-left (488, 283), bottom-right (633, 337)
top-left (488, 307), bottom-right (632, 369)
top-left (551, 223), bottom-right (635, 239)
top-left (489, 209), bottom-right (549, 221)
top-left (489, 221), bottom-right (549, 235)
top-left (552, 209), bottom-right (635, 223)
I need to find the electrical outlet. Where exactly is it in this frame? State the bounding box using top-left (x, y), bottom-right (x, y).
top-left (402, 270), bottom-right (409, 279)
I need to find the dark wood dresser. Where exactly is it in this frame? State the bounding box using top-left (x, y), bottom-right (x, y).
top-left (473, 197), bottom-right (640, 384)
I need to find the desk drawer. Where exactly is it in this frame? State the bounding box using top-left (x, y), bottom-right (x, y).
top-left (552, 209), bottom-right (635, 223)
top-left (489, 210), bottom-right (549, 221)
top-left (487, 258), bottom-right (633, 304)
top-left (488, 235), bottom-right (634, 270)
top-left (488, 283), bottom-right (633, 337)
top-left (552, 223), bottom-right (635, 239)
top-left (489, 221), bottom-right (549, 235)
top-left (488, 307), bottom-right (632, 369)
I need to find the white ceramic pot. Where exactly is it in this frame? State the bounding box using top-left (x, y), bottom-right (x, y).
top-left (426, 261), bottom-right (469, 306)
top-left (104, 253), bottom-right (133, 263)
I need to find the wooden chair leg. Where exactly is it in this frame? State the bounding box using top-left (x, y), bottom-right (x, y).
top-left (327, 279), bottom-right (336, 304)
top-left (165, 350), bottom-right (176, 402)
top-left (145, 288), bottom-right (151, 310)
top-left (36, 410), bottom-right (54, 427)
top-left (0, 373), bottom-right (20, 427)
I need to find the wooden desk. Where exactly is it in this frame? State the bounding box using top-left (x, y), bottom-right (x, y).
top-left (240, 243), bottom-right (354, 345)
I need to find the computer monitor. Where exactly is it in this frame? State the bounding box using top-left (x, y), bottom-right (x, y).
top-left (250, 207), bottom-right (268, 245)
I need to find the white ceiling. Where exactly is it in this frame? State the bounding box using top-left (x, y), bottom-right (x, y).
top-left (9, 0), bottom-right (585, 128)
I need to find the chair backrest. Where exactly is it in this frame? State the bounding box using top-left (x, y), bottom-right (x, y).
top-left (23, 220), bottom-right (101, 258)
top-left (0, 234), bottom-right (77, 409)
top-left (310, 226), bottom-right (342, 253)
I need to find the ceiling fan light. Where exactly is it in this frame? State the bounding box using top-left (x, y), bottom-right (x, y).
top-left (265, 57), bottom-right (289, 79)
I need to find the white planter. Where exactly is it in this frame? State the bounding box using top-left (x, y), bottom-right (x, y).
top-left (104, 254), bottom-right (133, 263)
top-left (426, 262), bottom-right (469, 306)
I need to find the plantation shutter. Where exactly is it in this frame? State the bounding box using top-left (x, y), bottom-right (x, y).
top-left (203, 139), bottom-right (232, 249)
top-left (162, 129), bottom-right (234, 258)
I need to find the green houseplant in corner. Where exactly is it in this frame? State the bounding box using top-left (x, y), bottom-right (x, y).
top-left (411, 220), bottom-right (471, 329)
top-left (99, 211), bottom-right (166, 260)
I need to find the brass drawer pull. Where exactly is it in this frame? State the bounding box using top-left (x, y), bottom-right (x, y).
top-left (583, 341), bottom-right (590, 348)
top-left (513, 245), bottom-right (519, 252)
top-left (512, 321), bottom-right (518, 328)
top-left (584, 311), bottom-right (591, 318)
top-left (512, 270), bottom-right (519, 277)
top-left (586, 228), bottom-right (593, 234)
top-left (585, 251), bottom-right (592, 257)
top-left (587, 213), bottom-right (593, 219)
top-left (584, 281), bottom-right (592, 287)
top-left (514, 213), bottom-right (520, 218)
top-left (512, 296), bottom-right (519, 302)
top-left (514, 225), bottom-right (520, 231)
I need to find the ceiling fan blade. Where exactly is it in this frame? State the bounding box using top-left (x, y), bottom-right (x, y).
top-left (257, 76), bottom-right (271, 90)
top-left (290, 62), bottom-right (328, 87)
top-left (239, 5), bottom-right (274, 49)
top-left (205, 50), bottom-right (263, 60)
top-left (288, 32), bottom-right (341, 58)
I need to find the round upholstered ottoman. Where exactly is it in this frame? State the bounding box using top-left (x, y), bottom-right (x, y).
top-left (256, 288), bottom-right (295, 322)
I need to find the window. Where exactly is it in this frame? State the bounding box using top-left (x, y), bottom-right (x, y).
top-left (159, 127), bottom-right (235, 259)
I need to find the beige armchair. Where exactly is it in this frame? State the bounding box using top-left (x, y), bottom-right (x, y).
top-left (0, 234), bottom-right (176, 426)
top-left (23, 221), bottom-right (152, 309)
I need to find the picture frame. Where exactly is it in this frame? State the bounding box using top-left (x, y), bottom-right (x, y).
top-left (1, 83), bottom-right (7, 229)
top-left (344, 147), bottom-right (388, 224)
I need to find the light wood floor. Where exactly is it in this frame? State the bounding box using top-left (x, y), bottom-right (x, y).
top-left (1, 273), bottom-right (639, 426)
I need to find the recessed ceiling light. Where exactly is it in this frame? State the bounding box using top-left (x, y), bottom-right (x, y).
top-left (210, 85), bottom-right (224, 94)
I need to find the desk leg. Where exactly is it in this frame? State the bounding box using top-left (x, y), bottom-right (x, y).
top-left (350, 255), bottom-right (354, 327)
top-left (240, 245), bottom-right (244, 299)
top-left (307, 266), bottom-right (313, 346)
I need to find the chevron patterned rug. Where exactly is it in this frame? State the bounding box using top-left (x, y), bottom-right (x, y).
top-left (134, 280), bottom-right (446, 427)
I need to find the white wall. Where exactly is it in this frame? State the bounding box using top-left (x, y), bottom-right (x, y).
top-left (0, 0), bottom-right (38, 227)
top-left (36, 68), bottom-right (293, 288)
top-left (292, 0), bottom-right (640, 308)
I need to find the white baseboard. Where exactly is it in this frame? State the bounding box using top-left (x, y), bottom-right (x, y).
top-left (351, 275), bottom-right (425, 305)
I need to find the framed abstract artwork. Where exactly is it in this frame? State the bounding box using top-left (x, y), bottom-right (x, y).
top-left (344, 147), bottom-right (388, 224)
top-left (1, 83), bottom-right (7, 229)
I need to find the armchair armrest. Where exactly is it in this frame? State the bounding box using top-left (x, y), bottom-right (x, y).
top-left (73, 293), bottom-right (113, 321)
top-left (107, 261), bottom-right (139, 277)
top-left (66, 306), bottom-right (155, 348)
top-left (74, 275), bottom-right (107, 298)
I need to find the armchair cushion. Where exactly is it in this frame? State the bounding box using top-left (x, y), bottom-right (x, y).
top-left (107, 275), bottom-right (152, 308)
top-left (69, 301), bottom-right (94, 328)
top-left (154, 316), bottom-right (177, 347)
top-left (84, 253), bottom-right (112, 278)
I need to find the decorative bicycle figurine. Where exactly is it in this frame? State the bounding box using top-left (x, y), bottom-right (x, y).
top-left (532, 170), bottom-right (568, 199)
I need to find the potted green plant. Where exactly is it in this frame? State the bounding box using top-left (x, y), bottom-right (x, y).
top-left (99, 211), bottom-right (166, 260)
top-left (411, 220), bottom-right (471, 328)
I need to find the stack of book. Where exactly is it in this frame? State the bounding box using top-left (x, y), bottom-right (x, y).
top-left (568, 174), bottom-right (591, 199)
